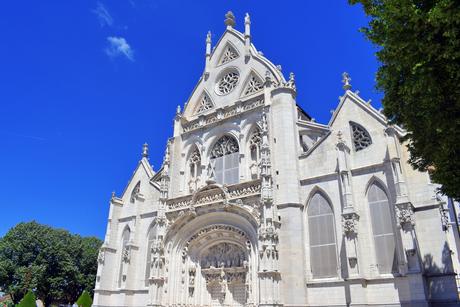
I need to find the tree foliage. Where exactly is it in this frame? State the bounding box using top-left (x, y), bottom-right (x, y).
top-left (0, 221), bottom-right (102, 305)
top-left (76, 290), bottom-right (93, 307)
top-left (349, 0), bottom-right (460, 199)
top-left (16, 290), bottom-right (35, 307)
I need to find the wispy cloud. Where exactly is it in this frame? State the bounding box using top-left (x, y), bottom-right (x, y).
top-left (92, 2), bottom-right (113, 27)
top-left (105, 36), bottom-right (134, 61)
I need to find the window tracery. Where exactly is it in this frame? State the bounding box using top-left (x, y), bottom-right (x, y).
top-left (219, 46), bottom-right (238, 65)
top-left (244, 75), bottom-right (264, 96)
top-left (216, 72), bottom-right (239, 95)
top-left (210, 136), bottom-right (239, 158)
top-left (210, 136), bottom-right (239, 185)
top-left (130, 181), bottom-right (140, 203)
top-left (196, 93), bottom-right (214, 114)
top-left (350, 122), bottom-right (372, 151)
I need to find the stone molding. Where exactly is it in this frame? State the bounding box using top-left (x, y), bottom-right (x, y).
top-left (182, 95), bottom-right (264, 133)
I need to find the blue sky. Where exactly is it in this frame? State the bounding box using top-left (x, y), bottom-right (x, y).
top-left (0, 1), bottom-right (380, 239)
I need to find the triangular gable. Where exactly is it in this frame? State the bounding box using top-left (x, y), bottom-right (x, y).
top-left (120, 157), bottom-right (155, 200)
top-left (328, 90), bottom-right (405, 137)
top-left (181, 28), bottom-right (286, 119)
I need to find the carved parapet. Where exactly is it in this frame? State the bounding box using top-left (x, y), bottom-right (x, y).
top-left (342, 212), bottom-right (360, 236)
top-left (395, 202), bottom-right (415, 227)
top-left (182, 96), bottom-right (264, 133)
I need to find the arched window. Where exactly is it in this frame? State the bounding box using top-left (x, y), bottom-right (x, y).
top-left (119, 227), bottom-right (130, 287)
top-left (210, 135), bottom-right (239, 185)
top-left (145, 224), bottom-right (157, 286)
top-left (188, 147), bottom-right (202, 192)
top-left (307, 193), bottom-right (338, 278)
top-left (249, 128), bottom-right (261, 179)
top-left (350, 122), bottom-right (372, 151)
top-left (368, 183), bottom-right (396, 274)
top-left (130, 181), bottom-right (140, 203)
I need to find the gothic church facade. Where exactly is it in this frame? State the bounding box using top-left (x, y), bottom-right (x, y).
top-left (94, 12), bottom-right (459, 307)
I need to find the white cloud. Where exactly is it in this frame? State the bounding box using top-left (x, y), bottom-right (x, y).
top-left (92, 2), bottom-right (113, 27)
top-left (105, 36), bottom-right (134, 61)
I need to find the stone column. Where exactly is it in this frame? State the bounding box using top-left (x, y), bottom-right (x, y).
top-left (336, 131), bottom-right (360, 277)
top-left (385, 126), bottom-right (419, 274)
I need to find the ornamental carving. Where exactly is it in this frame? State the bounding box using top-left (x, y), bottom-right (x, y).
top-left (186, 224), bottom-right (249, 247)
top-left (97, 249), bottom-right (105, 264)
top-left (200, 243), bottom-right (247, 269)
top-left (183, 96), bottom-right (264, 133)
top-left (196, 93), bottom-right (213, 114)
top-left (342, 213), bottom-right (359, 235)
top-left (395, 203), bottom-right (415, 227)
top-left (122, 246), bottom-right (131, 263)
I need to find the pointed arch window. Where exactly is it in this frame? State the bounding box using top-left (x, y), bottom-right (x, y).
top-left (307, 193), bottom-right (338, 278)
top-left (195, 93), bottom-right (214, 114)
top-left (119, 227), bottom-right (131, 287)
top-left (368, 183), bottom-right (396, 274)
top-left (210, 135), bottom-right (239, 185)
top-left (130, 181), bottom-right (140, 203)
top-left (219, 45), bottom-right (239, 65)
top-left (249, 128), bottom-right (262, 179)
top-left (350, 122), bottom-right (372, 151)
top-left (145, 224), bottom-right (157, 286)
top-left (188, 147), bottom-right (202, 192)
top-left (243, 74), bottom-right (264, 96)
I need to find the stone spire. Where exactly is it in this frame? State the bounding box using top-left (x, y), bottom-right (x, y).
top-left (142, 143), bottom-right (149, 158)
top-left (342, 72), bottom-right (352, 90)
top-left (224, 11), bottom-right (235, 28)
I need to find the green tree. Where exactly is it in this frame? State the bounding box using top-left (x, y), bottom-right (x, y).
top-left (16, 290), bottom-right (35, 307)
top-left (76, 290), bottom-right (93, 307)
top-left (0, 221), bottom-right (102, 305)
top-left (349, 0), bottom-right (460, 199)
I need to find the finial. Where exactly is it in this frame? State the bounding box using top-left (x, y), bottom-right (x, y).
top-left (337, 130), bottom-right (343, 141)
top-left (142, 143), bottom-right (149, 158)
top-left (176, 105), bottom-right (181, 114)
top-left (111, 191), bottom-right (115, 200)
top-left (245, 13), bottom-right (250, 25)
top-left (276, 65), bottom-right (282, 71)
top-left (342, 72), bottom-right (352, 90)
top-left (224, 11), bottom-right (236, 28)
top-left (206, 31), bottom-right (211, 44)
top-left (287, 72), bottom-right (296, 90)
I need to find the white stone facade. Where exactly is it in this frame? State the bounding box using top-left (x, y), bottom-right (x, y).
top-left (94, 12), bottom-right (460, 307)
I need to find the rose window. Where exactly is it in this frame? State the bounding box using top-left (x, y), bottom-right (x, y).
top-left (216, 72), bottom-right (239, 95)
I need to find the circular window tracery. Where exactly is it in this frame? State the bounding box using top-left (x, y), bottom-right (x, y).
top-left (216, 71), bottom-right (239, 95)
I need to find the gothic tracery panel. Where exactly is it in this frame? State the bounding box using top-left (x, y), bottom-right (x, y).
top-left (350, 122), bottom-right (372, 151)
top-left (216, 72), bottom-right (240, 95)
top-left (243, 74), bottom-right (264, 96)
top-left (218, 45), bottom-right (239, 65)
top-left (196, 93), bottom-right (214, 114)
